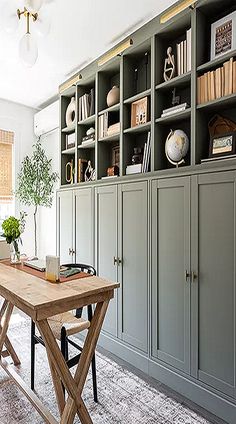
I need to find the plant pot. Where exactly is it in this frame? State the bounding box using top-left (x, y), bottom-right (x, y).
top-left (107, 86), bottom-right (120, 107)
top-left (10, 240), bottom-right (21, 264)
top-left (65, 97), bottom-right (76, 127)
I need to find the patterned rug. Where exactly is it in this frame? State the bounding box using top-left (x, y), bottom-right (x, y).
top-left (0, 313), bottom-right (213, 424)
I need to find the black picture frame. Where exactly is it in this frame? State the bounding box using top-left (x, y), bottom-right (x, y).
top-left (209, 132), bottom-right (236, 158)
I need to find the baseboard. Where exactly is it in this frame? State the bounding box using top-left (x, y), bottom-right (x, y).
top-left (97, 333), bottom-right (236, 424)
top-left (98, 331), bottom-right (149, 374)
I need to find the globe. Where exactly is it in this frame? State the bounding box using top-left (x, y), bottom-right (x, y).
top-left (165, 129), bottom-right (189, 166)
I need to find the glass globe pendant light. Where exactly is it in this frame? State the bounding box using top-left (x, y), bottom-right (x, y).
top-left (24, 0), bottom-right (44, 13)
top-left (19, 11), bottom-right (38, 67)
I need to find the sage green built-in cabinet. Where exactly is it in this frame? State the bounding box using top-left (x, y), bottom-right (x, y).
top-left (95, 185), bottom-right (118, 337)
top-left (95, 181), bottom-right (148, 352)
top-left (151, 177), bottom-right (191, 374)
top-left (57, 187), bottom-right (94, 265)
top-left (57, 170), bottom-right (236, 423)
top-left (151, 171), bottom-right (236, 401)
top-left (191, 171), bottom-right (236, 399)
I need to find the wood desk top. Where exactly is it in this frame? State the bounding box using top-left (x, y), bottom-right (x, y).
top-left (0, 263), bottom-right (119, 321)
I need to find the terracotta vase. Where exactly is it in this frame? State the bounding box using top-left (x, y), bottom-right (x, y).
top-left (107, 86), bottom-right (120, 107)
top-left (65, 97), bottom-right (76, 127)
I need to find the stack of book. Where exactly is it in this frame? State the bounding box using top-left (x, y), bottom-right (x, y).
top-left (126, 132), bottom-right (151, 175)
top-left (197, 57), bottom-right (236, 104)
top-left (99, 113), bottom-right (120, 139)
top-left (161, 102), bottom-right (188, 118)
top-left (78, 88), bottom-right (95, 121)
top-left (107, 122), bottom-right (120, 136)
top-left (176, 28), bottom-right (191, 76)
top-left (98, 112), bottom-right (108, 139)
top-left (81, 133), bottom-right (95, 147)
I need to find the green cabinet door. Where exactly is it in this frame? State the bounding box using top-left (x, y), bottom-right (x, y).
top-left (191, 172), bottom-right (236, 399)
top-left (151, 177), bottom-right (191, 374)
top-left (118, 181), bottom-right (148, 353)
top-left (95, 185), bottom-right (118, 337)
top-left (56, 190), bottom-right (74, 264)
top-left (74, 188), bottom-right (94, 265)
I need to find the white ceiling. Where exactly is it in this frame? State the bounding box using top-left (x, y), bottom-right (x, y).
top-left (0, 0), bottom-right (176, 109)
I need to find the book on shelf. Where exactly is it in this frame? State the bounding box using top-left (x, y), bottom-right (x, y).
top-left (161, 103), bottom-right (188, 118)
top-left (126, 164), bottom-right (142, 175)
top-left (98, 112), bottom-right (108, 139)
top-left (82, 134), bottom-right (95, 143)
top-left (176, 28), bottom-right (191, 76)
top-left (107, 122), bottom-right (120, 136)
top-left (142, 131), bottom-right (151, 173)
top-left (78, 88), bottom-right (95, 122)
top-left (201, 154), bottom-right (236, 163)
top-left (101, 175), bottom-right (118, 179)
top-left (197, 57), bottom-right (236, 104)
top-left (77, 158), bottom-right (88, 183)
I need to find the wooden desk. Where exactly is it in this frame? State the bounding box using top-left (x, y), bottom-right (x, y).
top-left (0, 263), bottom-right (119, 424)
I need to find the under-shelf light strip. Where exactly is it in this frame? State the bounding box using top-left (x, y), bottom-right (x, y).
top-left (160, 0), bottom-right (197, 24)
top-left (98, 39), bottom-right (133, 67)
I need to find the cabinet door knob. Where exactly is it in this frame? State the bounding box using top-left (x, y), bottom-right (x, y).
top-left (185, 270), bottom-right (191, 282)
top-left (191, 271), bottom-right (197, 281)
top-left (117, 258), bottom-right (123, 265)
top-left (113, 256), bottom-right (118, 265)
top-left (69, 248), bottom-right (73, 256)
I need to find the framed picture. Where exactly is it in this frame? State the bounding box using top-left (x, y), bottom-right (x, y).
top-left (112, 145), bottom-right (120, 167)
top-left (66, 132), bottom-right (75, 149)
top-left (131, 97), bottom-right (149, 128)
top-left (211, 12), bottom-right (236, 60)
top-left (209, 132), bottom-right (236, 158)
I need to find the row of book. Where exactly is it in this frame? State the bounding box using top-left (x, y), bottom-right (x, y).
top-left (197, 57), bottom-right (236, 104)
top-left (177, 28), bottom-right (191, 76)
top-left (126, 132), bottom-right (151, 175)
top-left (81, 133), bottom-right (95, 147)
top-left (78, 88), bottom-right (95, 121)
top-left (98, 112), bottom-right (120, 139)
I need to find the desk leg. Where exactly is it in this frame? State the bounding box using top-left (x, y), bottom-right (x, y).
top-left (0, 299), bottom-right (20, 365)
top-left (60, 299), bottom-right (110, 424)
top-left (37, 298), bottom-right (110, 424)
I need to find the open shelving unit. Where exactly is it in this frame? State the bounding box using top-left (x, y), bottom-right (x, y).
top-left (59, 0), bottom-right (236, 186)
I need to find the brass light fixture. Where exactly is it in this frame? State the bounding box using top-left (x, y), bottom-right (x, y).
top-left (98, 39), bottom-right (133, 67)
top-left (160, 0), bottom-right (197, 24)
top-left (2, 0), bottom-right (51, 67)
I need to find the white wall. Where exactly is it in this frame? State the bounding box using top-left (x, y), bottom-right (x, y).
top-left (37, 129), bottom-right (60, 259)
top-left (0, 99), bottom-right (59, 258)
top-left (0, 98), bottom-right (36, 256)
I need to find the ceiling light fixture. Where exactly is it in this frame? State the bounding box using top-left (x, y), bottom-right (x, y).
top-left (3, 0), bottom-right (50, 67)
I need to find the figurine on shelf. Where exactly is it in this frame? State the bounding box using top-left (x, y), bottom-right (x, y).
top-left (132, 147), bottom-right (143, 165)
top-left (84, 160), bottom-right (96, 182)
top-left (172, 88), bottom-right (181, 107)
top-left (163, 47), bottom-right (175, 82)
top-left (66, 160), bottom-right (74, 184)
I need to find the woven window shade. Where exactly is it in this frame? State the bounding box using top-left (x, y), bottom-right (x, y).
top-left (0, 130), bottom-right (14, 203)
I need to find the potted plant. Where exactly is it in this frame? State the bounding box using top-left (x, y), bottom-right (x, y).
top-left (16, 138), bottom-right (59, 257)
top-left (1, 212), bottom-right (26, 264)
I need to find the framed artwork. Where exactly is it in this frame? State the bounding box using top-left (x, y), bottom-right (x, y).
top-left (66, 132), bottom-right (75, 149)
top-left (209, 132), bottom-right (236, 158)
top-left (211, 12), bottom-right (236, 60)
top-left (112, 145), bottom-right (120, 167)
top-left (131, 97), bottom-right (149, 127)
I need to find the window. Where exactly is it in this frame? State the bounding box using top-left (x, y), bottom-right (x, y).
top-left (0, 129), bottom-right (14, 234)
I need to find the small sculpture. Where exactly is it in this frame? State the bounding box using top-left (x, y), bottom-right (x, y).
top-left (86, 127), bottom-right (95, 136)
top-left (66, 160), bottom-right (74, 184)
top-left (163, 47), bottom-right (175, 82)
top-left (84, 160), bottom-right (95, 182)
top-left (172, 88), bottom-right (181, 107)
top-left (65, 97), bottom-right (76, 127)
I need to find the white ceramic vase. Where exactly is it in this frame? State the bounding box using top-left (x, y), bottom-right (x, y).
top-left (66, 97), bottom-right (76, 127)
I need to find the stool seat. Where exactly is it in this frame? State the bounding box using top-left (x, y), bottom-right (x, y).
top-left (48, 313), bottom-right (90, 340)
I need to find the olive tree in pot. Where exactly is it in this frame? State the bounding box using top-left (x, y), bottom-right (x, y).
top-left (16, 138), bottom-right (59, 257)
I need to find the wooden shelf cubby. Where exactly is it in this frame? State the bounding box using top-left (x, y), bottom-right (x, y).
top-left (59, 0), bottom-right (236, 186)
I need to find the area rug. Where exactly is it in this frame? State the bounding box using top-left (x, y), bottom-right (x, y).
top-left (0, 313), bottom-right (212, 424)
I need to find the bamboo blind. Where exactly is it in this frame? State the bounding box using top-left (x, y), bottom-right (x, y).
top-left (0, 130), bottom-right (14, 203)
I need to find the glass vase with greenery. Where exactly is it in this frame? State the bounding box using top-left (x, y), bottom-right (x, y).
top-left (2, 212), bottom-right (26, 264)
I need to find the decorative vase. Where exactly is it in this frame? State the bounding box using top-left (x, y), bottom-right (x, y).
top-left (10, 240), bottom-right (21, 264)
top-left (107, 86), bottom-right (120, 107)
top-left (65, 97), bottom-right (76, 127)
